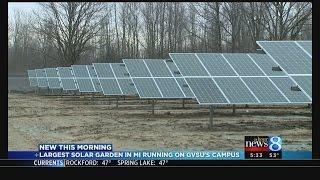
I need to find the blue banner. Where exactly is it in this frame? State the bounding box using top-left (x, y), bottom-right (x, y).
top-left (8, 151), bottom-right (312, 160)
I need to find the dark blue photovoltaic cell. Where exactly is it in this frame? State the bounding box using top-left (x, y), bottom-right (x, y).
top-left (257, 41), bottom-right (311, 74)
top-left (291, 76), bottom-right (312, 98)
top-left (248, 54), bottom-right (286, 76)
top-left (175, 78), bottom-right (194, 98)
top-left (296, 41), bottom-right (311, 55)
top-left (223, 53), bottom-right (264, 76)
top-left (144, 59), bottom-right (172, 77)
top-left (123, 59), bottom-right (151, 77)
top-left (169, 53), bottom-right (209, 76)
top-left (92, 63), bottom-right (114, 78)
top-left (270, 77), bottom-right (310, 103)
top-left (196, 53), bottom-right (237, 76)
top-left (154, 78), bottom-right (184, 98)
top-left (214, 77), bottom-right (258, 103)
top-left (185, 78), bottom-right (228, 104)
top-left (132, 78), bottom-right (162, 98)
top-left (242, 77), bottom-right (288, 103)
top-left (110, 63), bottom-right (131, 78)
top-left (117, 78), bottom-right (137, 95)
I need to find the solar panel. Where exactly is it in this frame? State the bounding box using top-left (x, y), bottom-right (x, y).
top-left (164, 60), bottom-right (182, 77)
top-left (117, 79), bottom-right (137, 95)
top-left (72, 65), bottom-right (91, 77)
top-left (124, 59), bottom-right (187, 98)
top-left (45, 68), bottom-right (61, 89)
top-left (60, 79), bottom-right (77, 90)
top-left (222, 53), bottom-right (264, 76)
top-left (28, 70), bottom-right (36, 77)
top-left (248, 54), bottom-right (286, 76)
top-left (75, 79), bottom-right (95, 92)
top-left (27, 70), bottom-right (38, 87)
top-left (110, 63), bottom-right (131, 78)
top-left (196, 53), bottom-right (237, 76)
top-left (185, 78), bottom-right (228, 104)
top-left (242, 77), bottom-right (288, 103)
top-left (213, 77), bottom-right (258, 104)
top-left (86, 65), bottom-right (102, 92)
top-left (92, 63), bottom-right (114, 78)
top-left (57, 67), bottom-right (73, 77)
top-left (99, 79), bottom-right (122, 95)
top-left (169, 53), bottom-right (209, 76)
top-left (71, 65), bottom-right (96, 92)
top-left (57, 67), bottom-right (77, 90)
top-left (86, 65), bottom-right (98, 77)
top-left (35, 69), bottom-right (48, 87)
top-left (270, 77), bottom-right (310, 103)
top-left (144, 60), bottom-right (172, 77)
top-left (154, 78), bottom-right (185, 98)
top-left (122, 59), bottom-right (151, 77)
top-left (132, 78), bottom-right (162, 98)
top-left (175, 78), bottom-right (194, 98)
top-left (257, 41), bottom-right (312, 74)
top-left (93, 63), bottom-right (133, 95)
top-left (291, 75), bottom-right (312, 98)
top-left (296, 41), bottom-right (312, 56)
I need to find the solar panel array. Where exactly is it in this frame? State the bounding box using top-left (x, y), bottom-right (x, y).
top-left (57, 67), bottom-right (78, 90)
top-left (93, 63), bottom-right (136, 95)
top-left (45, 68), bottom-right (61, 89)
top-left (257, 41), bottom-right (312, 74)
top-left (256, 41), bottom-right (312, 101)
top-left (28, 40), bottom-right (311, 106)
top-left (35, 69), bottom-right (48, 87)
top-left (123, 59), bottom-right (193, 99)
top-left (72, 65), bottom-right (96, 92)
top-left (27, 70), bottom-right (38, 87)
top-left (170, 51), bottom-right (312, 104)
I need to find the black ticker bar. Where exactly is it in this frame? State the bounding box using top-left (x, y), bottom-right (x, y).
top-left (0, 160), bottom-right (320, 167)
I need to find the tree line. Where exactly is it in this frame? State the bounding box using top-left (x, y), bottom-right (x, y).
top-left (8, 2), bottom-right (312, 75)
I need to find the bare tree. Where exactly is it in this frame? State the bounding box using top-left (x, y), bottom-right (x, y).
top-left (241, 2), bottom-right (266, 50)
top-left (8, 2), bottom-right (313, 75)
top-left (33, 2), bottom-right (105, 66)
top-left (262, 2), bottom-right (312, 40)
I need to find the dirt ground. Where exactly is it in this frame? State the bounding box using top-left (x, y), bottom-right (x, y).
top-left (8, 92), bottom-right (312, 151)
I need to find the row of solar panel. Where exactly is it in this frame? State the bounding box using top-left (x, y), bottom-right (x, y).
top-left (166, 41), bottom-right (312, 104)
top-left (28, 41), bottom-right (312, 105)
top-left (27, 61), bottom-right (195, 99)
top-left (28, 56), bottom-right (311, 103)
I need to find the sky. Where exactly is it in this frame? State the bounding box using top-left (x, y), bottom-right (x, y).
top-left (8, 2), bottom-right (40, 18)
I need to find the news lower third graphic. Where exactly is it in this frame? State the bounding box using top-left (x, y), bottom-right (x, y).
top-left (5, 140), bottom-right (312, 167)
top-left (245, 136), bottom-right (282, 159)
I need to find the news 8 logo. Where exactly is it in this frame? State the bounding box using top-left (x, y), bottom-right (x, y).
top-left (268, 136), bottom-right (282, 152)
